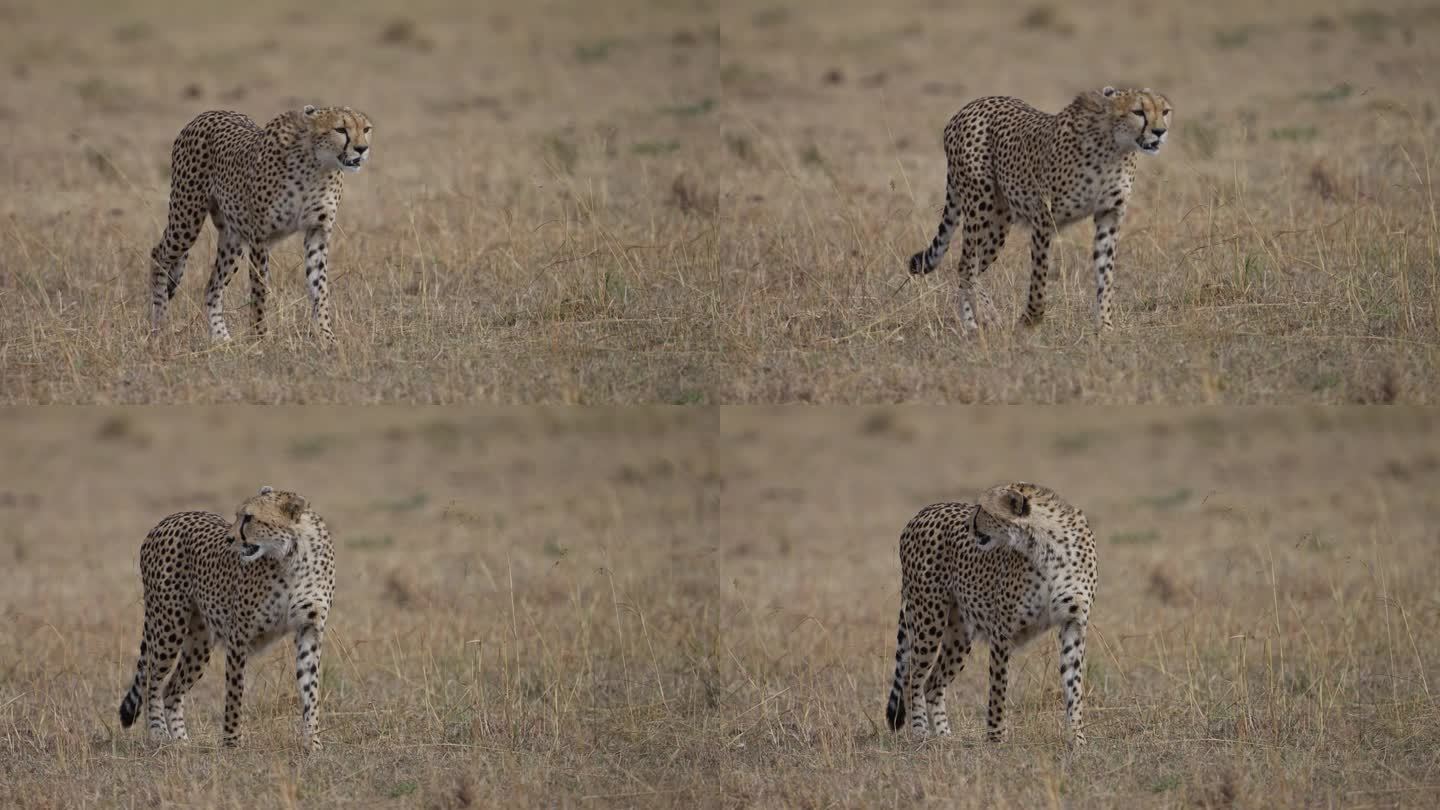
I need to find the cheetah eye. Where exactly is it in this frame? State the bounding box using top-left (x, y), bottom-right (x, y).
top-left (1131, 109), bottom-right (1144, 117)
top-left (1162, 109), bottom-right (1172, 116)
top-left (363, 126), bottom-right (372, 134)
top-left (333, 127), bottom-right (346, 134)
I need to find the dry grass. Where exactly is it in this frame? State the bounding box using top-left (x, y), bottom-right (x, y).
top-left (715, 407), bottom-right (1440, 807)
top-left (4, 407), bottom-right (1440, 807)
top-left (9, 1), bottom-right (1440, 404)
top-left (0, 0), bottom-right (719, 404)
top-left (717, 0), bottom-right (1440, 402)
top-left (0, 407), bottom-right (719, 808)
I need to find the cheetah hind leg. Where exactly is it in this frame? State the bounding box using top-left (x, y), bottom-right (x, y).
top-left (952, 280), bottom-right (1001, 337)
top-left (141, 614), bottom-right (184, 743)
top-left (162, 613), bottom-right (213, 742)
top-left (901, 606), bottom-right (943, 740)
top-left (922, 603), bottom-right (971, 737)
top-left (148, 194), bottom-right (207, 342)
top-left (953, 207), bottom-right (1008, 335)
top-left (204, 214), bottom-right (244, 342)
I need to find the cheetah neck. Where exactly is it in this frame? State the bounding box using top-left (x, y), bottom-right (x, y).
top-left (266, 116), bottom-right (345, 180)
top-left (1058, 103), bottom-right (1135, 164)
top-left (276, 514), bottom-right (331, 570)
top-left (1008, 529), bottom-right (1055, 572)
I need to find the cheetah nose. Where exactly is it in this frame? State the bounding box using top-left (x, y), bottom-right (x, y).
top-left (354, 145), bottom-right (369, 154)
top-left (1151, 128), bottom-right (1167, 137)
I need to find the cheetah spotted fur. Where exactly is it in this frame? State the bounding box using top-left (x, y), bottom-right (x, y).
top-left (148, 105), bottom-right (372, 345)
top-left (885, 482), bottom-right (1098, 746)
top-left (118, 487), bottom-right (336, 752)
top-left (908, 86), bottom-right (1172, 331)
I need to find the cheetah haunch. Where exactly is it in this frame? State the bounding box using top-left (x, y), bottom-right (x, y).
top-left (118, 487), bottom-right (336, 752)
top-left (908, 86), bottom-right (1171, 332)
top-left (885, 482), bottom-right (1098, 746)
top-left (148, 105), bottom-right (373, 345)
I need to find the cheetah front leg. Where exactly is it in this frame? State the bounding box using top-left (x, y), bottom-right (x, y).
top-left (222, 647), bottom-right (248, 747)
top-left (204, 224), bottom-right (244, 342)
top-left (1058, 619), bottom-right (1088, 746)
top-left (302, 226), bottom-right (337, 345)
top-left (985, 641), bottom-right (1012, 742)
top-left (1091, 204), bottom-right (1126, 331)
top-left (293, 622), bottom-right (325, 752)
top-left (249, 245), bottom-right (271, 337)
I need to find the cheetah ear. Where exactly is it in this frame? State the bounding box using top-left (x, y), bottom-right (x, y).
top-left (259, 485), bottom-right (274, 495)
top-left (281, 493), bottom-right (309, 520)
top-left (1007, 491), bottom-right (1031, 519)
top-left (1102, 86), bottom-right (1116, 97)
top-left (303, 104), bottom-right (318, 116)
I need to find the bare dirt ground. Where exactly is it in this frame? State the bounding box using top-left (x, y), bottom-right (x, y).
top-left (715, 407), bottom-right (1440, 807)
top-left (717, 0), bottom-right (1440, 402)
top-left (0, 0), bottom-right (718, 404)
top-left (0, 407), bottom-right (718, 808)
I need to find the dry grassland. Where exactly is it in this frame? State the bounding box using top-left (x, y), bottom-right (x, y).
top-left (0, 407), bottom-right (719, 808)
top-left (715, 407), bottom-right (1440, 807)
top-left (5, 0), bottom-right (1438, 403)
top-left (718, 0), bottom-right (1440, 402)
top-left (1, 0), bottom-right (718, 404)
top-left (3, 407), bottom-right (1440, 808)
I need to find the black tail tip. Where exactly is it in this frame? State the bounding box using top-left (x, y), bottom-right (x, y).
top-left (908, 252), bottom-right (932, 275)
top-left (119, 702), bottom-right (137, 728)
top-left (885, 697), bottom-right (905, 731)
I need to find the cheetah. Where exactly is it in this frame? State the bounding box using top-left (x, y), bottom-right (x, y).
top-left (884, 482), bottom-right (1098, 746)
top-left (117, 486), bottom-right (336, 752)
top-left (148, 105), bottom-right (373, 345)
top-left (907, 86), bottom-right (1172, 332)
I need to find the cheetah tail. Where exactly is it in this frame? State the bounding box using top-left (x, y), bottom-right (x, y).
top-left (118, 647), bottom-right (146, 728)
top-left (884, 612), bottom-right (908, 731)
top-left (908, 178), bottom-right (961, 275)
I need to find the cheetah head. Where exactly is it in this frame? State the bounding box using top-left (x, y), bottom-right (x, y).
top-left (975, 482), bottom-right (1084, 550)
top-left (973, 486), bottom-right (1031, 551)
top-left (231, 485), bottom-right (310, 563)
top-left (303, 104), bottom-right (373, 173)
top-left (1087, 86), bottom-right (1172, 156)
